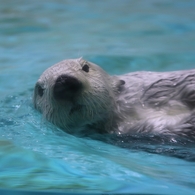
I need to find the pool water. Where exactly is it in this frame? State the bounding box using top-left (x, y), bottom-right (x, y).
top-left (1, 0), bottom-right (195, 194)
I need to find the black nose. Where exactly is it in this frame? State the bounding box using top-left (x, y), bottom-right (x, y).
top-left (53, 75), bottom-right (82, 100)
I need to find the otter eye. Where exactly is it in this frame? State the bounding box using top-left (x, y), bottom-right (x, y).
top-left (82, 64), bottom-right (89, 73)
top-left (36, 84), bottom-right (44, 97)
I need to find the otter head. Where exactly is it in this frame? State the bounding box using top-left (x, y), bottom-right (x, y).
top-left (33, 58), bottom-right (125, 135)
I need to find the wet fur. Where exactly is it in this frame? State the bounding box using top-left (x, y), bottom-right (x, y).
top-left (34, 58), bottom-right (195, 139)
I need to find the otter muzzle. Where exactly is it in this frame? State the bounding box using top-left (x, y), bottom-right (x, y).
top-left (53, 74), bottom-right (82, 101)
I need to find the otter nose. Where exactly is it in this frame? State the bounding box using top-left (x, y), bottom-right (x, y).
top-left (53, 74), bottom-right (82, 100)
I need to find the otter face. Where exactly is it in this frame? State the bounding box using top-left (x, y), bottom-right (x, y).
top-left (33, 58), bottom-right (124, 134)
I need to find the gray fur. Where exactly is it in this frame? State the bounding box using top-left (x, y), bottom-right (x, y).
top-left (33, 58), bottom-right (195, 138)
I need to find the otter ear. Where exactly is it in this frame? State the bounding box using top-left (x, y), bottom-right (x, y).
top-left (119, 80), bottom-right (125, 86)
top-left (110, 76), bottom-right (125, 92)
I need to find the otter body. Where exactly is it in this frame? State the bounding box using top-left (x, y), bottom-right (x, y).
top-left (33, 58), bottom-right (195, 138)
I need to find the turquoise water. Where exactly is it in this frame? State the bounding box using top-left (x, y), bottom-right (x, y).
top-left (1, 0), bottom-right (195, 194)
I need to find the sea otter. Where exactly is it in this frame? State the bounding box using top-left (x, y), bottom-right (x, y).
top-left (33, 58), bottom-right (195, 138)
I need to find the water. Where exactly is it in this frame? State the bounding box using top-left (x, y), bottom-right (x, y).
top-left (0, 0), bottom-right (195, 194)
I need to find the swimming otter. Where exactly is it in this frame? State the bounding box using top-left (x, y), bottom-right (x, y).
top-left (33, 58), bottom-right (195, 138)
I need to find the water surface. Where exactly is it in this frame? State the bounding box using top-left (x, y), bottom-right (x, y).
top-left (0, 0), bottom-right (195, 194)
